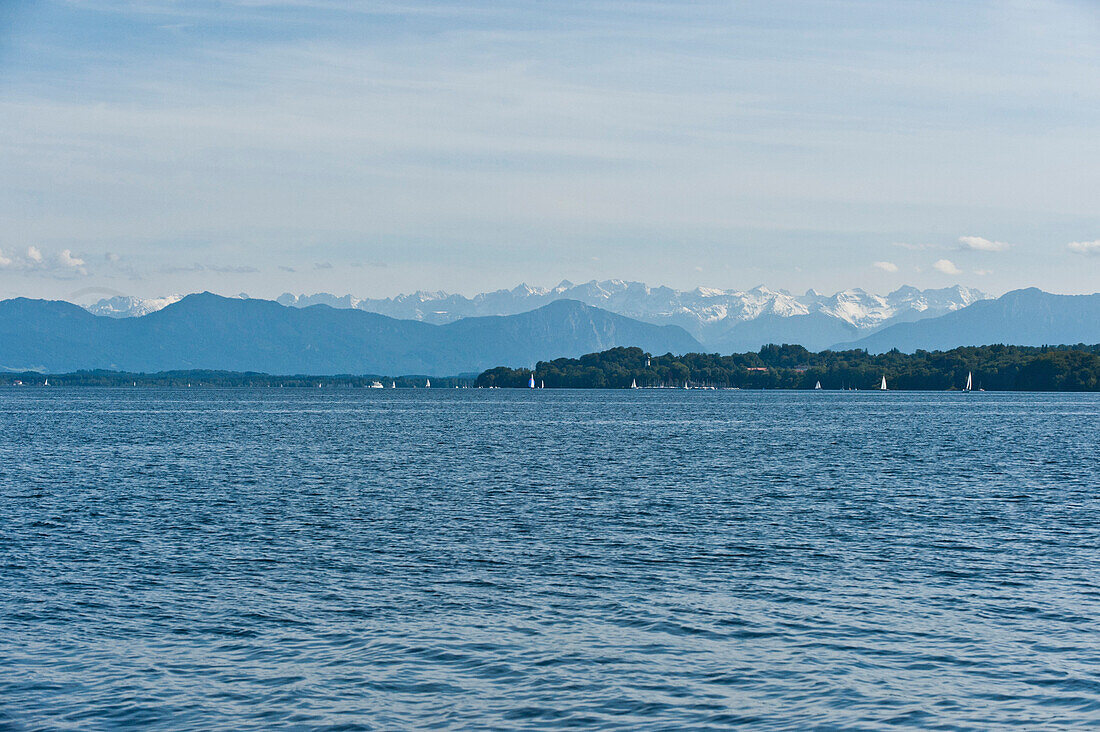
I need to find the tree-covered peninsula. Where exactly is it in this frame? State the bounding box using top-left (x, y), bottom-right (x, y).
top-left (475, 344), bottom-right (1100, 391)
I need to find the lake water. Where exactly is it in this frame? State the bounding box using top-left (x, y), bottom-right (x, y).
top-left (2, 389), bottom-right (1099, 729)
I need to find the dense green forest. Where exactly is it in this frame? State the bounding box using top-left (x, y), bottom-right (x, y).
top-left (475, 344), bottom-right (1100, 391)
top-left (0, 370), bottom-right (474, 388)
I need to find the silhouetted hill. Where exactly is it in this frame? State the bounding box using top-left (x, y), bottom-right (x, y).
top-left (835, 289), bottom-right (1100, 353)
top-left (0, 294), bottom-right (699, 375)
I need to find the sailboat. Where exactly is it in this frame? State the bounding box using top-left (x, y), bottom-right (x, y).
top-left (879, 375), bottom-right (887, 391)
top-left (540, 380), bottom-right (544, 389)
top-left (391, 381), bottom-right (396, 388)
top-left (631, 378), bottom-right (637, 389)
top-left (425, 379), bottom-right (431, 388)
top-left (44, 378), bottom-right (48, 386)
top-left (964, 371), bottom-right (972, 392)
top-left (528, 375), bottom-right (535, 389)
top-left (814, 380), bottom-right (822, 390)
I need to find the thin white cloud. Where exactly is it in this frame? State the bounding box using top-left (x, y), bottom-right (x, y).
top-left (973, 269), bottom-right (991, 276)
top-left (873, 261), bottom-right (899, 273)
top-left (933, 258), bottom-right (962, 275)
top-left (1067, 240), bottom-right (1100, 256)
top-left (958, 235), bottom-right (1009, 252)
top-left (59, 249), bottom-right (86, 270)
top-left (0, 246), bottom-right (90, 277)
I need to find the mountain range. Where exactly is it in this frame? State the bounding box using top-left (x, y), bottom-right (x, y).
top-left (88, 281), bottom-right (988, 352)
top-left (834, 288), bottom-right (1100, 352)
top-left (6, 286), bottom-right (1098, 375)
top-left (1, 294), bottom-right (698, 375)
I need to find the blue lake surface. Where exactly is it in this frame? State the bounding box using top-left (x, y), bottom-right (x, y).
top-left (2, 388), bottom-right (1099, 729)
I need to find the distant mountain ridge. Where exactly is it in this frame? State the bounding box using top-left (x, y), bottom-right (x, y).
top-left (87, 280), bottom-right (988, 351)
top-left (1, 294), bottom-right (699, 375)
top-left (836, 288), bottom-right (1100, 353)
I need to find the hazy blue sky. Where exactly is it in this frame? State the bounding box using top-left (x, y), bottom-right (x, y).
top-left (1, 0), bottom-right (1098, 301)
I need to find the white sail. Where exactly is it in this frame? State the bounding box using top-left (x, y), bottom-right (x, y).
top-left (631, 378), bottom-right (637, 389)
top-left (965, 371), bottom-right (972, 391)
top-left (540, 380), bottom-right (544, 389)
top-left (879, 375), bottom-right (887, 391)
top-left (391, 381), bottom-right (396, 388)
top-left (528, 375), bottom-right (535, 388)
top-left (814, 380), bottom-right (821, 390)
top-left (425, 379), bottom-right (431, 388)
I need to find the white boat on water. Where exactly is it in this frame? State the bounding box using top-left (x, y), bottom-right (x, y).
top-left (814, 380), bottom-right (822, 390)
top-left (425, 379), bottom-right (431, 388)
top-left (529, 375), bottom-right (535, 388)
top-left (391, 381), bottom-right (396, 388)
top-left (631, 378), bottom-right (637, 389)
top-left (369, 380), bottom-right (384, 389)
top-left (879, 375), bottom-right (887, 391)
top-left (964, 371), bottom-right (972, 392)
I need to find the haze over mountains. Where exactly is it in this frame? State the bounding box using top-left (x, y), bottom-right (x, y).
top-left (5, 284), bottom-right (1095, 375)
top-left (89, 281), bottom-right (988, 352)
top-left (2, 295), bottom-right (697, 375)
top-left (836, 289), bottom-right (1100, 353)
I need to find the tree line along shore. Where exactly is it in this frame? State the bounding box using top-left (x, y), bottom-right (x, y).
top-left (3, 344), bottom-right (1098, 391)
top-left (475, 344), bottom-right (1100, 391)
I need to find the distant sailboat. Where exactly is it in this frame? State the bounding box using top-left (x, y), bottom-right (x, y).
top-left (879, 375), bottom-right (887, 391)
top-left (964, 371), bottom-right (973, 392)
top-left (631, 378), bottom-right (637, 389)
top-left (43, 378), bottom-right (48, 386)
top-left (425, 379), bottom-right (431, 388)
top-left (391, 381), bottom-right (396, 388)
top-left (528, 375), bottom-right (535, 389)
top-left (814, 380), bottom-right (822, 390)
top-left (540, 380), bottom-right (544, 389)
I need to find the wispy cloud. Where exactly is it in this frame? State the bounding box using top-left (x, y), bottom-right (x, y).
top-left (2, 1), bottom-right (1099, 296)
top-left (0, 246), bottom-right (88, 277)
top-left (933, 258), bottom-right (962, 275)
top-left (873, 261), bottom-right (899, 273)
top-left (1067, 240), bottom-right (1100, 256)
top-left (893, 242), bottom-right (940, 251)
top-left (958, 235), bottom-right (1009, 252)
top-left (160, 263), bottom-right (259, 274)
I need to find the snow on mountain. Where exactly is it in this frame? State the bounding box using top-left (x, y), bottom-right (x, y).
top-left (87, 281), bottom-right (990, 349)
top-left (85, 294), bottom-right (184, 318)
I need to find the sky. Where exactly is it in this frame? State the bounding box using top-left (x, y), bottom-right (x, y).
top-left (1, 0), bottom-right (1098, 302)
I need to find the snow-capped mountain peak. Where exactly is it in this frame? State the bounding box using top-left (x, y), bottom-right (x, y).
top-left (84, 280), bottom-right (990, 351)
top-left (84, 294), bottom-right (183, 318)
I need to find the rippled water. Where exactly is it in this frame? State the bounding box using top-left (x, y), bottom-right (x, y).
top-left (2, 389), bottom-right (1099, 729)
